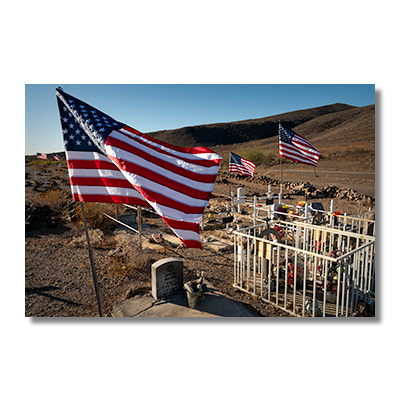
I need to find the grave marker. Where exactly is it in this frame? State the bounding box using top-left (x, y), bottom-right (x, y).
top-left (151, 258), bottom-right (184, 300)
top-left (41, 172), bottom-right (49, 186)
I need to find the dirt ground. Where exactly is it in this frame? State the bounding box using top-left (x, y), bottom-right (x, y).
top-left (25, 159), bottom-right (375, 317)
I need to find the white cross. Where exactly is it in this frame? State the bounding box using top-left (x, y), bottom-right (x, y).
top-left (42, 172), bottom-right (49, 186)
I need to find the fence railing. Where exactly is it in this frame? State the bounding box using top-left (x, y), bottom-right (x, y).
top-left (233, 220), bottom-right (375, 317)
top-left (239, 196), bottom-right (376, 237)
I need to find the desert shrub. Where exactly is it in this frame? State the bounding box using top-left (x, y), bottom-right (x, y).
top-left (219, 153), bottom-right (230, 169)
top-left (29, 160), bottom-right (67, 167)
top-left (38, 189), bottom-right (69, 213)
top-left (69, 228), bottom-right (105, 248)
top-left (241, 147), bottom-right (276, 166)
top-left (75, 202), bottom-right (122, 233)
top-left (106, 232), bottom-right (156, 280)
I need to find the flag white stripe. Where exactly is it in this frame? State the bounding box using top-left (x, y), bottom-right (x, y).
top-left (112, 131), bottom-right (220, 174)
top-left (68, 168), bottom-right (125, 179)
top-left (280, 143), bottom-right (319, 161)
top-left (105, 144), bottom-right (215, 193)
top-left (116, 168), bottom-right (209, 209)
top-left (229, 164), bottom-right (253, 175)
top-left (71, 185), bottom-right (146, 200)
top-left (145, 201), bottom-right (202, 224)
top-left (292, 138), bottom-right (320, 156)
top-left (66, 150), bottom-right (110, 162)
top-left (279, 146), bottom-right (319, 166)
top-left (171, 228), bottom-right (201, 242)
top-left (119, 128), bottom-right (222, 162)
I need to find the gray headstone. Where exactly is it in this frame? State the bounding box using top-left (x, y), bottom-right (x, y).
top-left (151, 258), bottom-right (184, 300)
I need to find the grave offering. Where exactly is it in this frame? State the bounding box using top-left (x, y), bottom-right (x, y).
top-left (151, 258), bottom-right (184, 300)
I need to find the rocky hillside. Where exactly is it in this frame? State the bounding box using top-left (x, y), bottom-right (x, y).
top-left (146, 103), bottom-right (358, 148)
top-left (26, 102), bottom-right (374, 161)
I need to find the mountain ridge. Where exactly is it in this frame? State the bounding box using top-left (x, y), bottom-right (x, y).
top-left (146, 103), bottom-right (358, 148)
top-left (26, 102), bottom-right (374, 160)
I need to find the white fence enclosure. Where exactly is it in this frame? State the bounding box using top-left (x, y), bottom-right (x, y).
top-left (233, 218), bottom-right (375, 317)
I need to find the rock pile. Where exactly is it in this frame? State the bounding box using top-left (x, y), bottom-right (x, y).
top-left (218, 172), bottom-right (375, 205)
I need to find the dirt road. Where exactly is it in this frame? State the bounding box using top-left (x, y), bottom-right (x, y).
top-left (258, 168), bottom-right (375, 198)
top-left (266, 169), bottom-right (375, 180)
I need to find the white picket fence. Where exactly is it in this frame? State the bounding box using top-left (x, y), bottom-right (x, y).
top-left (233, 218), bottom-right (375, 317)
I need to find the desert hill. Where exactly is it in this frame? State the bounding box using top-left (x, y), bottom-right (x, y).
top-left (292, 104), bottom-right (375, 154)
top-left (26, 102), bottom-right (374, 166)
top-left (146, 103), bottom-right (356, 148)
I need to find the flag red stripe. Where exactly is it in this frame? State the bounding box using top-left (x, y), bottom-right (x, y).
top-left (279, 146), bottom-right (318, 166)
top-left (134, 187), bottom-right (206, 215)
top-left (229, 165), bottom-right (253, 176)
top-left (279, 144), bottom-right (318, 160)
top-left (122, 126), bottom-right (222, 158)
top-left (279, 149), bottom-right (317, 164)
top-left (179, 239), bottom-right (202, 249)
top-left (118, 129), bottom-right (220, 168)
top-left (71, 192), bottom-right (150, 206)
top-left (70, 176), bottom-right (138, 190)
top-left (67, 158), bottom-right (120, 171)
top-left (106, 153), bottom-right (213, 201)
top-left (279, 153), bottom-right (317, 166)
top-left (162, 217), bottom-right (201, 233)
top-left (106, 135), bottom-right (218, 184)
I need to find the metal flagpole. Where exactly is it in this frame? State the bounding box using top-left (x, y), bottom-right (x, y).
top-left (137, 205), bottom-right (142, 249)
top-left (279, 121), bottom-right (283, 204)
top-left (228, 152), bottom-right (232, 210)
top-left (79, 202), bottom-right (103, 317)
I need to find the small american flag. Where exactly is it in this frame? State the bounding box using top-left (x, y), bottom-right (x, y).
top-left (229, 152), bottom-right (255, 176)
top-left (56, 88), bottom-right (222, 249)
top-left (279, 123), bottom-right (320, 167)
top-left (37, 153), bottom-right (47, 160)
top-left (53, 153), bottom-right (60, 161)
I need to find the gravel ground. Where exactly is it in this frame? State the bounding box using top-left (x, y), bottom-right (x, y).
top-left (25, 217), bottom-right (292, 317)
top-left (25, 162), bottom-right (374, 318)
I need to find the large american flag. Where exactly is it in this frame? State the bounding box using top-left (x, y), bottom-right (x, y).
top-left (278, 123), bottom-right (320, 167)
top-left (56, 88), bottom-right (222, 249)
top-left (229, 152), bottom-right (255, 176)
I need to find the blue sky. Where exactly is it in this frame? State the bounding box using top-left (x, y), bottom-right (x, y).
top-left (25, 84), bottom-right (375, 155)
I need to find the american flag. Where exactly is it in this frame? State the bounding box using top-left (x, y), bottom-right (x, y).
top-left (278, 123), bottom-right (320, 167)
top-left (37, 153), bottom-right (47, 160)
top-left (53, 153), bottom-right (60, 161)
top-left (229, 152), bottom-right (255, 176)
top-left (56, 88), bottom-right (222, 249)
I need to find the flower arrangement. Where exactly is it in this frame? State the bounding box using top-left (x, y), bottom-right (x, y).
top-left (149, 232), bottom-right (164, 244)
top-left (273, 259), bottom-right (307, 289)
top-left (273, 225), bottom-right (284, 238)
top-left (233, 214), bottom-right (242, 228)
top-left (233, 214), bottom-right (242, 222)
top-left (287, 262), bottom-right (306, 288)
top-left (333, 210), bottom-right (341, 225)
